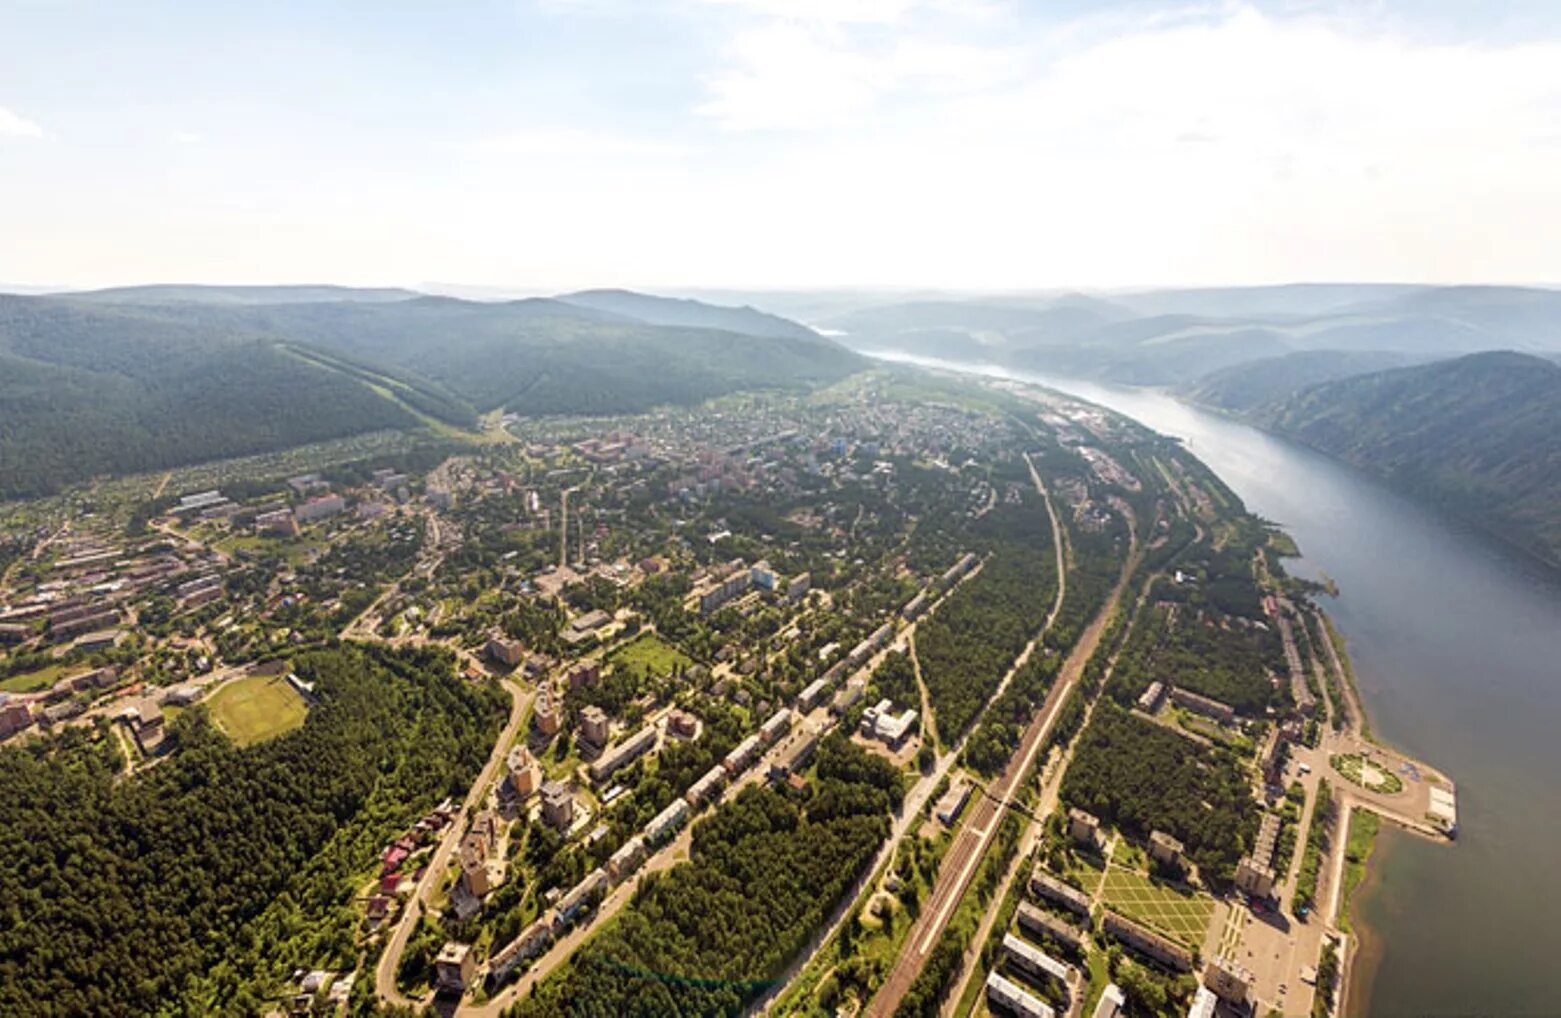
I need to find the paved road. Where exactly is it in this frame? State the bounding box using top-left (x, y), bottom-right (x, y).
top-left (374, 680), bottom-right (532, 1008)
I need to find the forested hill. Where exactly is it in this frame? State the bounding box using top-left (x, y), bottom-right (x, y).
top-left (1180, 349), bottom-right (1425, 414)
top-left (0, 290), bottom-right (864, 498)
top-left (556, 288), bottom-right (822, 341)
top-left (1251, 351), bottom-right (1561, 569)
top-left (0, 295), bottom-right (422, 498)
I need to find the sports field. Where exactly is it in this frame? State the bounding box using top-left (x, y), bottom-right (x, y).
top-left (1099, 866), bottom-right (1214, 947)
top-left (207, 674), bottom-right (308, 746)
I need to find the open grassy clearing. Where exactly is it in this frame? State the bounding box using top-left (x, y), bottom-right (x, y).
top-left (1099, 866), bottom-right (1214, 947)
top-left (0, 662), bottom-right (69, 693)
top-left (206, 674), bottom-right (309, 746)
top-left (607, 632), bottom-right (692, 681)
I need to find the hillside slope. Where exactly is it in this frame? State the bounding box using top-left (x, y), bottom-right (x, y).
top-left (1182, 349), bottom-right (1426, 413)
top-left (0, 296), bottom-right (419, 497)
top-left (1255, 351), bottom-right (1561, 568)
top-left (556, 288), bottom-right (820, 341)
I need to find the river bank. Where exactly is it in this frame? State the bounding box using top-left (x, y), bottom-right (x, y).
top-left (873, 353), bottom-right (1561, 1016)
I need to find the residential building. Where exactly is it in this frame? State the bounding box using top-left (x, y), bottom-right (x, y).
top-left (540, 780), bottom-right (575, 830)
top-left (1137, 680), bottom-right (1165, 713)
top-left (1001, 933), bottom-right (1072, 992)
top-left (759, 707), bottom-right (792, 744)
top-left (295, 494), bottom-right (346, 523)
top-left (489, 920), bottom-right (553, 982)
top-left (1100, 910), bottom-right (1194, 971)
top-left (795, 676), bottom-right (829, 712)
top-left (579, 705), bottom-right (611, 747)
top-left (985, 971), bottom-right (1054, 1018)
top-left (0, 701), bottom-right (34, 738)
top-left (1169, 686), bottom-right (1236, 723)
top-left (255, 509), bottom-right (300, 538)
top-left (1186, 985), bottom-right (1218, 1018)
top-left (666, 708), bottom-right (699, 738)
top-left (588, 724), bottom-right (657, 783)
top-left (722, 733), bottom-right (763, 774)
top-left (646, 799), bottom-right (690, 845)
top-left (786, 572), bottom-right (810, 602)
top-left (434, 943), bottom-right (476, 993)
top-left (507, 746), bottom-right (542, 798)
top-left (1015, 901), bottom-right (1085, 952)
top-left (607, 836), bottom-right (646, 881)
top-left (1149, 831), bottom-right (1185, 868)
top-left (1092, 983), bottom-right (1126, 1018)
top-left (552, 868), bottom-right (609, 928)
top-left (1029, 869), bottom-right (1092, 918)
top-left (1204, 957), bottom-right (1253, 1005)
top-left (685, 764), bottom-right (727, 807)
top-left (534, 690), bottom-right (561, 736)
top-left (1067, 809), bottom-right (1100, 848)
top-left (486, 636), bottom-right (524, 667)
top-left (768, 729), bottom-right (820, 781)
top-left (1234, 857), bottom-right (1276, 899)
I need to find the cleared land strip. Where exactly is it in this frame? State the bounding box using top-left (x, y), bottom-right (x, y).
top-left (867, 511), bottom-right (1139, 1016)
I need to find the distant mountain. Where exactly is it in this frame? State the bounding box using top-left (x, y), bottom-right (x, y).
top-left (1182, 349), bottom-right (1427, 414)
top-left (556, 289), bottom-right (819, 341)
top-left (0, 290), bottom-right (863, 496)
top-left (65, 283), bottom-right (422, 305)
top-left (1250, 351), bottom-right (1561, 569)
top-left (820, 284), bottom-right (1561, 386)
top-left (131, 296), bottom-right (862, 414)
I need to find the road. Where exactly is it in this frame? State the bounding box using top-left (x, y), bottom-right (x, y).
top-left (374, 680), bottom-right (532, 1008)
top-left (865, 460), bottom-right (1123, 1017)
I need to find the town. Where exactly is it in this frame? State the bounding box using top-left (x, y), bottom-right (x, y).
top-left (0, 368), bottom-right (1454, 1018)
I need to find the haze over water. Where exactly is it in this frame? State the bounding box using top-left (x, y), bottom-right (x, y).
top-left (879, 354), bottom-right (1561, 1016)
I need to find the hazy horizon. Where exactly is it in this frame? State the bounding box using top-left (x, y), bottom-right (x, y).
top-left (6, 0), bottom-right (1561, 291)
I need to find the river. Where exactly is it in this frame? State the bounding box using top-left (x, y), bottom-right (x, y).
top-left (879, 354), bottom-right (1561, 1016)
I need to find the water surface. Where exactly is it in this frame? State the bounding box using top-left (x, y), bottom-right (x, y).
top-left (885, 355), bottom-right (1561, 1016)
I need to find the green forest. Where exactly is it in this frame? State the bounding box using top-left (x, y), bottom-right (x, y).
top-left (914, 500), bottom-right (1059, 740)
top-left (1060, 705), bottom-right (1257, 882)
top-left (0, 643), bottom-right (505, 1016)
top-left (509, 735), bottom-right (902, 1017)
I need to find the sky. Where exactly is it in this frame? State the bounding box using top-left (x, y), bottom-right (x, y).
top-left (3, 0), bottom-right (1561, 292)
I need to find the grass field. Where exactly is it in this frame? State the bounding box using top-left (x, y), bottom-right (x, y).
top-left (1332, 753), bottom-right (1403, 795)
top-left (1099, 866), bottom-right (1214, 947)
top-left (206, 674), bottom-right (309, 746)
top-left (0, 662), bottom-right (69, 694)
top-left (608, 633), bottom-right (692, 681)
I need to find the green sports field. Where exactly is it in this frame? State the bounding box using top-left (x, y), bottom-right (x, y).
top-left (1099, 866), bottom-right (1214, 947)
top-left (206, 674), bottom-right (309, 746)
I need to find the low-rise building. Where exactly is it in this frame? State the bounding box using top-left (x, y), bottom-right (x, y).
top-left (1137, 681), bottom-right (1165, 713)
top-left (795, 676), bottom-right (830, 712)
top-left (685, 764), bottom-right (727, 807)
top-left (489, 919), bottom-right (553, 982)
top-left (985, 971), bottom-right (1054, 1018)
top-left (1100, 910), bottom-right (1194, 971)
top-left (1091, 983), bottom-right (1126, 1018)
top-left (646, 798), bottom-right (690, 845)
top-left (722, 733), bottom-right (763, 774)
top-left (1029, 869), bottom-right (1092, 918)
top-left (936, 781), bottom-right (972, 826)
top-left (1001, 932), bottom-right (1072, 991)
top-left (768, 729), bottom-right (820, 781)
top-left (552, 868), bottom-right (609, 928)
top-left (1015, 901), bottom-right (1085, 952)
top-left (1186, 985), bottom-right (1218, 1018)
top-left (759, 707), bottom-right (792, 745)
top-left (0, 700), bottom-right (35, 738)
top-left (1169, 686), bottom-right (1236, 723)
top-left (588, 724), bottom-right (657, 783)
top-left (607, 836), bottom-right (647, 881)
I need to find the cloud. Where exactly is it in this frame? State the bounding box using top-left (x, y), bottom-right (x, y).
top-left (473, 128), bottom-right (687, 158)
top-left (0, 106), bottom-right (44, 139)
